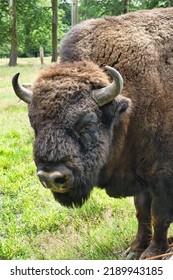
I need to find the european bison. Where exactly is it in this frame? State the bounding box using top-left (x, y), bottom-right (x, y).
top-left (12, 8), bottom-right (173, 259)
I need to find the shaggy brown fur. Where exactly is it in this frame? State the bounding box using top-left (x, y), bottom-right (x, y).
top-left (15, 8), bottom-right (173, 260)
top-left (59, 8), bottom-right (173, 260)
top-left (60, 8), bottom-right (173, 89)
top-left (31, 61), bottom-right (110, 119)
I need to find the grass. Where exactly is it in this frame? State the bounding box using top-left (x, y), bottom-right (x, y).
top-left (0, 57), bottom-right (172, 260)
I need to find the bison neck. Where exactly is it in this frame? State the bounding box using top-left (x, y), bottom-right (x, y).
top-left (98, 117), bottom-right (149, 198)
top-left (99, 163), bottom-right (148, 198)
top-left (98, 151), bottom-right (147, 198)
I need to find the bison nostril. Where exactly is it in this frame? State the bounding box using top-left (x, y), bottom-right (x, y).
top-left (54, 176), bottom-right (67, 185)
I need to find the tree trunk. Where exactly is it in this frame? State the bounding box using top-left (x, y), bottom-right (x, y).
top-left (124, 0), bottom-right (130, 14)
top-left (71, 0), bottom-right (78, 26)
top-left (8, 0), bottom-right (17, 66)
top-left (40, 46), bottom-right (44, 66)
top-left (51, 0), bottom-right (58, 63)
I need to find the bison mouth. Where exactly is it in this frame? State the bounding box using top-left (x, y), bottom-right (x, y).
top-left (37, 166), bottom-right (94, 207)
top-left (52, 173), bottom-right (94, 207)
top-left (50, 187), bottom-right (68, 194)
top-left (52, 180), bottom-right (93, 208)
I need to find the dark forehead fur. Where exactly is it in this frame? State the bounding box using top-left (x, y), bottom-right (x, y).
top-left (31, 61), bottom-right (110, 120)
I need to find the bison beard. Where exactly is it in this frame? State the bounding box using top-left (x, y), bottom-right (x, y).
top-left (52, 175), bottom-right (93, 207)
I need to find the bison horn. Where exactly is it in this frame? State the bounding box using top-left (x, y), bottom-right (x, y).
top-left (92, 66), bottom-right (123, 106)
top-left (12, 73), bottom-right (33, 104)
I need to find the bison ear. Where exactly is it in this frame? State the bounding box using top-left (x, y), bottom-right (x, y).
top-left (101, 95), bottom-right (131, 126)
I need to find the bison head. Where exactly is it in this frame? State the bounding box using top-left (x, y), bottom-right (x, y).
top-left (12, 61), bottom-right (131, 207)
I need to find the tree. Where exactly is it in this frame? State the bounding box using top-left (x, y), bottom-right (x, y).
top-left (0, 0), bottom-right (70, 59)
top-left (78, 0), bottom-right (172, 20)
top-left (131, 0), bottom-right (173, 10)
top-left (59, 0), bottom-right (71, 26)
top-left (17, 0), bottom-right (52, 57)
top-left (51, 0), bottom-right (58, 62)
top-left (8, 0), bottom-right (17, 66)
top-left (124, 0), bottom-right (130, 13)
top-left (79, 0), bottom-right (125, 20)
top-left (72, 0), bottom-right (78, 26)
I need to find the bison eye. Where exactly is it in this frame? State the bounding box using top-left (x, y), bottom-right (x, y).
top-left (79, 123), bottom-right (99, 151)
top-left (75, 112), bottom-right (98, 131)
top-left (79, 123), bottom-right (96, 135)
top-left (75, 112), bottom-right (99, 151)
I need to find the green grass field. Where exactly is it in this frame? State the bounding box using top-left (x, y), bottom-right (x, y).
top-left (0, 57), bottom-right (172, 260)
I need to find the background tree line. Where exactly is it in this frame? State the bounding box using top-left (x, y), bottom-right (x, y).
top-left (0, 0), bottom-right (172, 65)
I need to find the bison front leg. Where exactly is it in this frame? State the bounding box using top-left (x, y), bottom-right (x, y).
top-left (140, 195), bottom-right (172, 260)
top-left (126, 192), bottom-right (152, 259)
